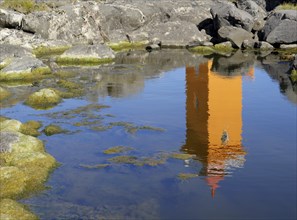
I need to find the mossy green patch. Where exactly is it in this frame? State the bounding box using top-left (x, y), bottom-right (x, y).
top-left (54, 71), bottom-right (78, 79)
top-left (0, 199), bottom-right (38, 220)
top-left (56, 57), bottom-right (114, 66)
top-left (276, 3), bottom-right (297, 10)
top-left (0, 66), bottom-right (51, 82)
top-left (57, 79), bottom-right (81, 90)
top-left (290, 69), bottom-right (297, 83)
top-left (188, 46), bottom-right (215, 55)
top-left (79, 163), bottom-right (110, 169)
top-left (177, 173), bottom-right (198, 180)
top-left (33, 46), bottom-right (71, 57)
top-left (214, 44), bottom-right (235, 53)
top-left (109, 121), bottom-right (165, 134)
top-left (170, 153), bottom-right (195, 160)
top-left (1, 0), bottom-right (49, 14)
top-left (134, 156), bottom-right (168, 167)
top-left (19, 124), bottom-right (40, 137)
top-left (24, 120), bottom-right (42, 129)
top-left (107, 41), bottom-right (148, 51)
top-left (24, 88), bottom-right (62, 110)
top-left (43, 124), bottom-right (67, 136)
top-left (103, 146), bottom-right (133, 154)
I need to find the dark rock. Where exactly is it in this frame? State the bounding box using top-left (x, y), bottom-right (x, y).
top-left (261, 10), bottom-right (297, 44)
top-left (146, 44), bottom-right (160, 52)
top-left (218, 26), bottom-right (254, 48)
top-left (210, 1), bottom-right (255, 32)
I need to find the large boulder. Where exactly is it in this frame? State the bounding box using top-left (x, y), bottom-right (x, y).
top-left (236, 0), bottom-right (267, 31)
top-left (0, 9), bottom-right (23, 29)
top-left (0, 57), bottom-right (51, 81)
top-left (56, 44), bottom-right (115, 65)
top-left (150, 21), bottom-right (209, 47)
top-left (218, 26), bottom-right (254, 48)
top-left (261, 10), bottom-right (297, 44)
top-left (210, 1), bottom-right (255, 32)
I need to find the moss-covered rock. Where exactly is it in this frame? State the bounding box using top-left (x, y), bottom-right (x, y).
top-left (0, 119), bottom-right (22, 132)
top-left (107, 41), bottom-right (148, 51)
top-left (24, 88), bottom-right (62, 110)
top-left (0, 199), bottom-right (38, 220)
top-left (177, 173), bottom-right (198, 180)
top-left (43, 124), bottom-right (67, 136)
top-left (188, 46), bottom-right (215, 55)
top-left (20, 124), bottom-right (41, 137)
top-left (33, 45), bottom-right (71, 57)
top-left (0, 130), bottom-right (57, 199)
top-left (0, 57), bottom-right (51, 81)
top-left (0, 86), bottom-right (11, 101)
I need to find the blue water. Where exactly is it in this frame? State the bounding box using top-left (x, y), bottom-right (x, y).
top-left (1, 56), bottom-right (296, 220)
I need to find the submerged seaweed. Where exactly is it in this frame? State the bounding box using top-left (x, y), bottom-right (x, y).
top-left (103, 146), bottom-right (134, 154)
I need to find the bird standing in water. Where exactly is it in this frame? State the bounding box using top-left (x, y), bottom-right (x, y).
top-left (221, 130), bottom-right (229, 145)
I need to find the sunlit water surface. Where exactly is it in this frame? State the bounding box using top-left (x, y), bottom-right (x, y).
top-left (1, 53), bottom-right (296, 220)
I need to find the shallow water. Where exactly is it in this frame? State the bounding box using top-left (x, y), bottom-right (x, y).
top-left (1, 50), bottom-right (296, 219)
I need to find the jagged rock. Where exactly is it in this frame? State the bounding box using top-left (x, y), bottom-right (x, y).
top-left (57, 44), bottom-right (115, 64)
top-left (210, 1), bottom-right (255, 32)
top-left (150, 21), bottom-right (209, 48)
top-left (261, 10), bottom-right (297, 44)
top-left (0, 9), bottom-right (24, 28)
top-left (0, 57), bottom-right (51, 81)
top-left (0, 44), bottom-right (34, 69)
top-left (218, 26), bottom-right (254, 48)
top-left (236, 0), bottom-right (267, 31)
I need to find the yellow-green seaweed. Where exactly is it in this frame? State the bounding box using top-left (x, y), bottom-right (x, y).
top-left (177, 173), bottom-right (199, 180)
top-left (103, 146), bottom-right (133, 154)
top-left (79, 164), bottom-right (110, 169)
top-left (33, 45), bottom-right (71, 57)
top-left (0, 87), bottom-right (10, 101)
top-left (170, 153), bottom-right (195, 160)
top-left (107, 41), bottom-right (148, 51)
top-left (0, 199), bottom-right (38, 220)
top-left (108, 155), bottom-right (138, 164)
top-left (56, 57), bottom-right (114, 66)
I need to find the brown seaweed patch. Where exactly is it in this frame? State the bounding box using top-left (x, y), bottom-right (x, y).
top-left (177, 173), bottom-right (198, 180)
top-left (108, 155), bottom-right (138, 164)
top-left (43, 124), bottom-right (68, 136)
top-left (170, 153), bottom-right (195, 160)
top-left (103, 146), bottom-right (133, 154)
top-left (79, 164), bottom-right (110, 169)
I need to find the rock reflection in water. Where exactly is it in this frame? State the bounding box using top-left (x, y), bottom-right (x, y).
top-left (182, 60), bottom-right (250, 197)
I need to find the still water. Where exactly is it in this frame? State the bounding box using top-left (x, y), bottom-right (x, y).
top-left (1, 50), bottom-right (296, 219)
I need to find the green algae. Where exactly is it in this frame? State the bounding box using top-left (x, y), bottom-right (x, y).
top-left (79, 163), bottom-right (110, 169)
top-left (103, 146), bottom-right (133, 154)
top-left (90, 125), bottom-right (113, 131)
top-left (177, 173), bottom-right (198, 180)
top-left (0, 199), bottom-right (38, 220)
top-left (0, 119), bottom-right (22, 132)
top-left (24, 88), bottom-right (62, 110)
top-left (290, 69), bottom-right (297, 83)
top-left (109, 121), bottom-right (165, 134)
top-left (33, 45), bottom-right (71, 57)
top-left (134, 156), bottom-right (168, 167)
top-left (56, 57), bottom-right (114, 66)
top-left (170, 153), bottom-right (195, 160)
top-left (107, 41), bottom-right (148, 51)
top-left (188, 46), bottom-right (215, 55)
top-left (54, 70), bottom-right (78, 79)
top-left (19, 124), bottom-right (41, 137)
top-left (43, 124), bottom-right (67, 136)
top-left (214, 44), bottom-right (235, 53)
top-left (0, 66), bottom-right (51, 82)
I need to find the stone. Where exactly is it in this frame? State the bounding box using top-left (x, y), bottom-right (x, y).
top-left (0, 120), bottom-right (22, 133)
top-left (280, 44), bottom-right (297, 49)
top-left (210, 1), bottom-right (255, 32)
top-left (236, 0), bottom-right (267, 31)
top-left (149, 21), bottom-right (208, 48)
top-left (0, 57), bottom-right (51, 81)
top-left (24, 88), bottom-right (62, 109)
top-left (56, 44), bottom-right (115, 65)
top-left (218, 26), bottom-right (254, 48)
top-left (242, 39), bottom-right (256, 49)
top-left (261, 10), bottom-right (297, 44)
top-left (0, 9), bottom-right (23, 29)
top-left (255, 41), bottom-right (274, 50)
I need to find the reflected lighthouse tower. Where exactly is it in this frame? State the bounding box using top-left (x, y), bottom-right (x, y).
top-left (182, 60), bottom-right (251, 197)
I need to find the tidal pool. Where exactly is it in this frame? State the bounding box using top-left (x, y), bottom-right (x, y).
top-left (1, 50), bottom-right (296, 219)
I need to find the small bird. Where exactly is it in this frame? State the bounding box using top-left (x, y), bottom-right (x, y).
top-left (221, 130), bottom-right (229, 145)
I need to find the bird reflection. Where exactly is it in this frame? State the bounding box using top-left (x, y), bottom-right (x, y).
top-left (182, 60), bottom-right (251, 197)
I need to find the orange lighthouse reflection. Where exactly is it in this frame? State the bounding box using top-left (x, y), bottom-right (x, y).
top-left (183, 61), bottom-right (249, 197)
